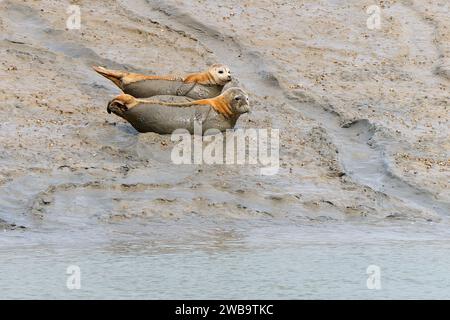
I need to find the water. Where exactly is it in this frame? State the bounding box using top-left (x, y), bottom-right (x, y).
top-left (2, 222), bottom-right (450, 299)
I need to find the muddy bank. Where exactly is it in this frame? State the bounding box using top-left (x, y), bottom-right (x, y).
top-left (0, 0), bottom-right (448, 245)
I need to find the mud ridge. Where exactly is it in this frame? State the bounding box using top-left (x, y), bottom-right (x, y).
top-left (2, 4), bottom-right (138, 73)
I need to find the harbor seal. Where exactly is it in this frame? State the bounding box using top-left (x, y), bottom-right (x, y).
top-left (107, 87), bottom-right (249, 135)
top-left (93, 64), bottom-right (232, 100)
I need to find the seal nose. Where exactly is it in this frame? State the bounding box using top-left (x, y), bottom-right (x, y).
top-left (227, 75), bottom-right (232, 80)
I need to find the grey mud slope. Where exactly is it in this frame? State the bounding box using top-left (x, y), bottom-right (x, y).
top-left (122, 0), bottom-right (449, 216)
top-left (1, 0), bottom-right (450, 300)
top-left (0, 0), bottom-right (448, 243)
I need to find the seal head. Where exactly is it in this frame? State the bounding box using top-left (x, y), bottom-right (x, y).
top-left (220, 87), bottom-right (250, 116)
top-left (208, 64), bottom-right (232, 85)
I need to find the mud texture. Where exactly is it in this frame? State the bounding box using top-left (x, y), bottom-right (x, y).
top-left (0, 0), bottom-right (449, 245)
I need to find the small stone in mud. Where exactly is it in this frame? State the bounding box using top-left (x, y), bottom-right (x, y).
top-left (40, 196), bottom-right (52, 205)
top-left (386, 213), bottom-right (407, 219)
top-left (266, 195), bottom-right (284, 201)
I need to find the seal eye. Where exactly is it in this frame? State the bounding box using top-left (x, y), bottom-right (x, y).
top-left (234, 97), bottom-right (240, 101)
top-left (218, 70), bottom-right (224, 74)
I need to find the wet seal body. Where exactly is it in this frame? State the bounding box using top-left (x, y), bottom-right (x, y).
top-left (93, 64), bottom-right (231, 100)
top-left (123, 79), bottom-right (223, 100)
top-left (107, 88), bottom-right (249, 135)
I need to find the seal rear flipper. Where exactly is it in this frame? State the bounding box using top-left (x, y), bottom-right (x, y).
top-left (93, 66), bottom-right (127, 89)
top-left (107, 94), bottom-right (138, 116)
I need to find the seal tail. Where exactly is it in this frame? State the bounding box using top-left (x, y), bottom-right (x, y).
top-left (93, 66), bottom-right (126, 89)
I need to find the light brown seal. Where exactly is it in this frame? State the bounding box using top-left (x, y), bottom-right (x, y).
top-left (93, 64), bottom-right (232, 100)
top-left (107, 87), bottom-right (249, 134)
